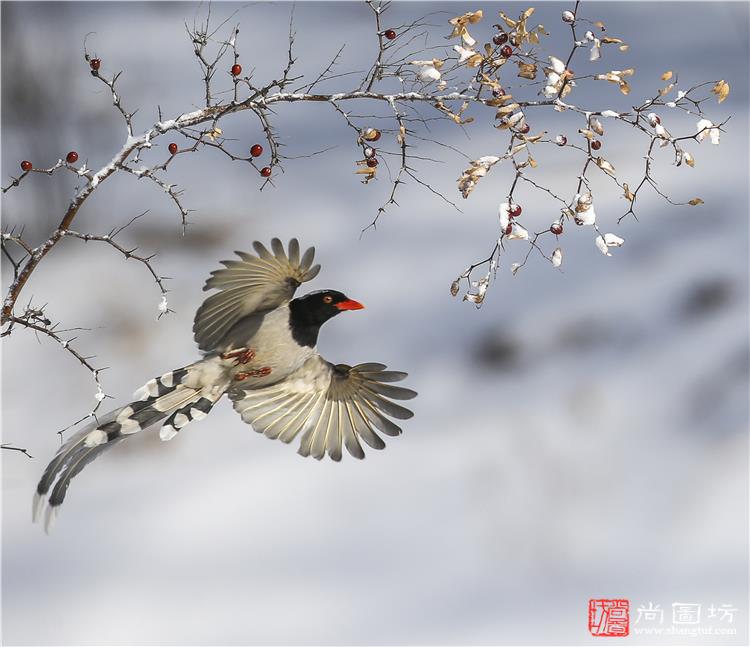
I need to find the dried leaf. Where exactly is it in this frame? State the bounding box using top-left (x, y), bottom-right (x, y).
top-left (661, 70), bottom-right (673, 81)
top-left (524, 132), bottom-right (545, 144)
top-left (596, 157), bottom-right (616, 176)
top-left (574, 193), bottom-right (596, 225)
top-left (355, 167), bottom-right (376, 183)
top-left (397, 124), bottom-right (406, 146)
top-left (205, 127), bottom-right (223, 141)
top-left (457, 156), bottom-right (501, 198)
top-left (496, 110), bottom-right (525, 129)
top-left (548, 56), bottom-right (566, 75)
top-left (659, 83), bottom-right (675, 96)
top-left (688, 198), bottom-right (704, 206)
top-left (595, 233), bottom-right (624, 256)
top-left (712, 79), bottom-right (730, 104)
top-left (623, 183), bottom-right (634, 202)
top-left (448, 10), bottom-right (484, 47)
top-left (434, 99), bottom-right (473, 124)
top-left (601, 36), bottom-right (623, 44)
top-left (595, 68), bottom-right (635, 94)
top-left (695, 118), bottom-right (720, 145)
top-left (498, 11), bottom-right (517, 28)
top-left (517, 61), bottom-right (538, 80)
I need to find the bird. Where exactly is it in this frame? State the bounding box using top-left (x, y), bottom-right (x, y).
top-left (33, 238), bottom-right (416, 531)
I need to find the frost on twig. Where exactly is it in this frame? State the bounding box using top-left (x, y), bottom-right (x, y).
top-left (1, 2), bottom-right (731, 418)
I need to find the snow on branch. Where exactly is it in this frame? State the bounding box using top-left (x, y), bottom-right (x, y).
top-left (1, 1), bottom-right (730, 403)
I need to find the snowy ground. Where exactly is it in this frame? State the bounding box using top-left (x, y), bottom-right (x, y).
top-left (2, 2), bottom-right (748, 645)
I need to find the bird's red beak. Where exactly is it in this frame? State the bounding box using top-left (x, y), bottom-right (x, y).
top-left (335, 299), bottom-right (365, 311)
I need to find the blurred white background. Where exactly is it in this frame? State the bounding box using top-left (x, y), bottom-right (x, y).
top-left (2, 2), bottom-right (747, 645)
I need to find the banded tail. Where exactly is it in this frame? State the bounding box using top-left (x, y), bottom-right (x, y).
top-left (33, 359), bottom-right (229, 532)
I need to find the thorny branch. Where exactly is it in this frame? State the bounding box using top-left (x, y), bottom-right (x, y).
top-left (1, 1), bottom-right (730, 448)
top-left (1, 444), bottom-right (33, 459)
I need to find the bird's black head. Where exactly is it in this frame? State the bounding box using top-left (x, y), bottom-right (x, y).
top-left (289, 290), bottom-right (364, 347)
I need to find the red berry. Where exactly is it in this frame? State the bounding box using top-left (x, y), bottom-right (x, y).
top-left (231, 64), bottom-right (242, 77)
top-left (260, 166), bottom-right (272, 178)
top-left (250, 144), bottom-right (263, 157)
top-left (519, 124), bottom-right (530, 134)
top-left (500, 45), bottom-right (513, 58)
top-left (652, 115), bottom-right (661, 125)
top-left (363, 147), bottom-right (376, 159)
top-left (89, 58), bottom-right (101, 71)
top-left (168, 143), bottom-right (178, 155)
top-left (364, 128), bottom-right (381, 142)
top-left (493, 33), bottom-right (508, 46)
top-left (20, 160), bottom-right (32, 172)
top-left (366, 158), bottom-right (378, 168)
top-left (504, 223), bottom-right (513, 235)
top-left (591, 140), bottom-right (602, 150)
top-left (550, 222), bottom-right (563, 235)
top-left (556, 135), bottom-right (567, 146)
top-left (384, 29), bottom-right (396, 40)
top-left (492, 87), bottom-right (506, 98)
top-left (509, 204), bottom-right (522, 218)
top-left (66, 151), bottom-right (79, 164)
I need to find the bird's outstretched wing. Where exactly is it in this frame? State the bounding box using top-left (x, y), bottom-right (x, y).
top-left (193, 238), bottom-right (320, 352)
top-left (229, 355), bottom-right (417, 461)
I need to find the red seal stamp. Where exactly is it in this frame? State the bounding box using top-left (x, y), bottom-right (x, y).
top-left (588, 599), bottom-right (630, 636)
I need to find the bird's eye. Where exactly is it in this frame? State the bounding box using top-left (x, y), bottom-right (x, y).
top-left (323, 295), bottom-right (333, 304)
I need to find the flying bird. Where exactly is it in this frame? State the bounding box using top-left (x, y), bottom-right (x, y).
top-left (34, 238), bottom-right (416, 531)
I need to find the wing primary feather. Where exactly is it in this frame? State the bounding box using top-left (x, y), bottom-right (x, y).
top-left (360, 381), bottom-right (418, 400)
top-left (258, 393), bottom-right (309, 438)
top-left (350, 400), bottom-right (387, 449)
top-left (300, 247), bottom-right (315, 271)
top-left (310, 400), bottom-right (335, 460)
top-left (356, 398), bottom-right (403, 437)
top-left (354, 363), bottom-right (388, 372)
top-left (252, 241), bottom-right (274, 260)
top-left (275, 392), bottom-right (323, 443)
top-left (270, 238), bottom-right (287, 263)
top-left (342, 400), bottom-right (366, 459)
top-left (288, 239), bottom-right (300, 266)
top-left (358, 386), bottom-right (415, 419)
top-left (302, 264), bottom-right (321, 282)
top-left (357, 370), bottom-right (409, 383)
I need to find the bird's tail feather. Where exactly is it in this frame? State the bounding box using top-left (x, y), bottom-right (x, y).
top-left (34, 360), bottom-right (226, 532)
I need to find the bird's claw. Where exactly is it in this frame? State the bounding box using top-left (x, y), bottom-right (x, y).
top-left (222, 348), bottom-right (256, 366)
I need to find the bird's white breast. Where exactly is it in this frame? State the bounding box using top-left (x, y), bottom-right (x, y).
top-left (234, 305), bottom-right (316, 386)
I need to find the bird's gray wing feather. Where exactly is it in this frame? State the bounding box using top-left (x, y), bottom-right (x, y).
top-left (229, 355), bottom-right (417, 461)
top-left (193, 238), bottom-right (320, 352)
